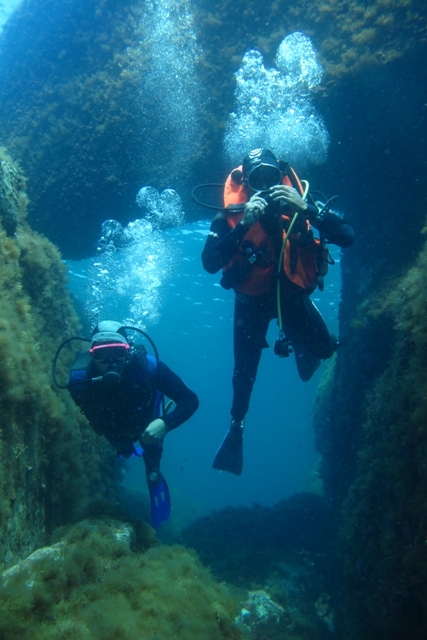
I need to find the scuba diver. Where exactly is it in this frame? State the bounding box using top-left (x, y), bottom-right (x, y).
top-left (200, 148), bottom-right (354, 476)
top-left (53, 320), bottom-right (199, 528)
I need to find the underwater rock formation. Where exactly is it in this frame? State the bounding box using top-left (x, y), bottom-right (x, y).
top-left (0, 150), bottom-right (118, 567)
top-left (182, 494), bottom-right (335, 638)
top-left (338, 236), bottom-right (427, 639)
top-left (235, 590), bottom-right (286, 640)
top-left (0, 0), bottom-right (425, 258)
top-left (0, 152), bottom-right (26, 236)
top-left (0, 518), bottom-right (242, 639)
top-left (195, 0), bottom-right (427, 79)
top-left (312, 134), bottom-right (427, 637)
top-left (0, 0), bottom-right (146, 259)
top-left (183, 492), bottom-right (333, 587)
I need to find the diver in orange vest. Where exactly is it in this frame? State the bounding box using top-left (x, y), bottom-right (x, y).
top-left (201, 148), bottom-right (354, 475)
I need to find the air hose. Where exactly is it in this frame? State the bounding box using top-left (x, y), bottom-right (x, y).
top-left (276, 180), bottom-right (309, 346)
top-left (191, 183), bottom-right (224, 210)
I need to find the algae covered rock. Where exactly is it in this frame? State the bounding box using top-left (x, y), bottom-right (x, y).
top-left (1, 519), bottom-right (136, 586)
top-left (0, 152), bottom-right (118, 569)
top-left (0, 519), bottom-right (242, 640)
top-left (236, 590), bottom-right (286, 639)
top-left (0, 151), bottom-right (27, 235)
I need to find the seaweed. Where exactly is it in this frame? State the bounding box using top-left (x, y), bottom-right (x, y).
top-left (0, 520), bottom-right (242, 640)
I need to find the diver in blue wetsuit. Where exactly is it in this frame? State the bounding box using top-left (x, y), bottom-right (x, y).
top-left (64, 320), bottom-right (199, 529)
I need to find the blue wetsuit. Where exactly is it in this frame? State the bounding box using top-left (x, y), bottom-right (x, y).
top-left (69, 351), bottom-right (199, 480)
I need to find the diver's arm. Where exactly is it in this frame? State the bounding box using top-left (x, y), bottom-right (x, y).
top-left (270, 184), bottom-right (354, 247)
top-left (201, 213), bottom-right (248, 273)
top-left (155, 361), bottom-right (199, 432)
top-left (309, 211), bottom-right (355, 248)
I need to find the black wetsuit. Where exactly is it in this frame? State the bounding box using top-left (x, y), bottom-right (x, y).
top-left (202, 204), bottom-right (354, 423)
top-left (69, 352), bottom-right (199, 479)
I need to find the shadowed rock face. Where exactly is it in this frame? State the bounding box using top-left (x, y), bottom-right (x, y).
top-left (0, 0), bottom-right (146, 259)
top-left (310, 52), bottom-right (427, 637)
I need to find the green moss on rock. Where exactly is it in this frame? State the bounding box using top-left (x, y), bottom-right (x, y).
top-left (0, 519), bottom-right (242, 640)
top-left (333, 232), bottom-right (427, 638)
top-left (0, 151), bottom-right (117, 568)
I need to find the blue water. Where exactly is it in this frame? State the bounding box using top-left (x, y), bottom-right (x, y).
top-left (67, 218), bottom-right (342, 525)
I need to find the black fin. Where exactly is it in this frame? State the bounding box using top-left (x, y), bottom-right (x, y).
top-left (212, 423), bottom-right (243, 476)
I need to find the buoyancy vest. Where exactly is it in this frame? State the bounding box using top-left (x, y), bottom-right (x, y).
top-left (69, 347), bottom-right (162, 440)
top-left (222, 166), bottom-right (328, 296)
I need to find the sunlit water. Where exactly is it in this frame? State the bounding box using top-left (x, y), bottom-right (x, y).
top-left (135, 0), bottom-right (206, 172)
top-left (0, 0), bottom-right (21, 34)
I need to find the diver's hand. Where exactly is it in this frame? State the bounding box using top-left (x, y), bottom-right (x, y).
top-left (269, 185), bottom-right (307, 213)
top-left (241, 193), bottom-right (268, 227)
top-left (140, 418), bottom-right (167, 444)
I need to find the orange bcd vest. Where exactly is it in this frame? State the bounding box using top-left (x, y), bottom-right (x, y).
top-left (222, 166), bottom-right (328, 295)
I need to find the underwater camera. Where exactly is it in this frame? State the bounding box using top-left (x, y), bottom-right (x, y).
top-left (274, 335), bottom-right (293, 358)
top-left (263, 191), bottom-right (282, 219)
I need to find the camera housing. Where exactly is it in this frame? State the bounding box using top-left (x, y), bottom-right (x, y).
top-left (274, 336), bottom-right (293, 358)
top-left (262, 190), bottom-right (281, 218)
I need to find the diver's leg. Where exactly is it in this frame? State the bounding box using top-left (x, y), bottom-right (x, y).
top-left (282, 294), bottom-right (336, 382)
top-left (213, 293), bottom-right (272, 475)
top-left (231, 293), bottom-right (271, 422)
top-left (142, 442), bottom-right (170, 528)
top-left (142, 442), bottom-right (163, 484)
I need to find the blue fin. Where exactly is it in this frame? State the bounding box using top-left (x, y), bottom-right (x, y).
top-left (212, 426), bottom-right (243, 476)
top-left (148, 472), bottom-right (171, 529)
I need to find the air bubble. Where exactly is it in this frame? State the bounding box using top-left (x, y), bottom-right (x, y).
top-left (136, 186), bottom-right (184, 230)
top-left (85, 206), bottom-right (182, 329)
top-left (224, 32), bottom-right (329, 169)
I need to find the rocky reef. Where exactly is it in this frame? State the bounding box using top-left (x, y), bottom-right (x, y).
top-left (306, 34), bottom-right (427, 638)
top-left (313, 156), bottom-right (427, 636)
top-left (0, 150), bottom-right (118, 566)
top-left (0, 154), bottom-right (25, 236)
top-left (0, 518), bottom-right (242, 639)
top-left (0, 0), bottom-right (145, 259)
top-left (182, 493), bottom-right (336, 638)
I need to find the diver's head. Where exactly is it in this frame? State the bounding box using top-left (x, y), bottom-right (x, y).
top-left (242, 148), bottom-right (282, 193)
top-left (90, 321), bottom-right (130, 382)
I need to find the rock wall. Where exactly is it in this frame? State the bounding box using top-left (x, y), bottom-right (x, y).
top-left (313, 70), bottom-right (427, 639)
top-left (0, 149), bottom-right (117, 567)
